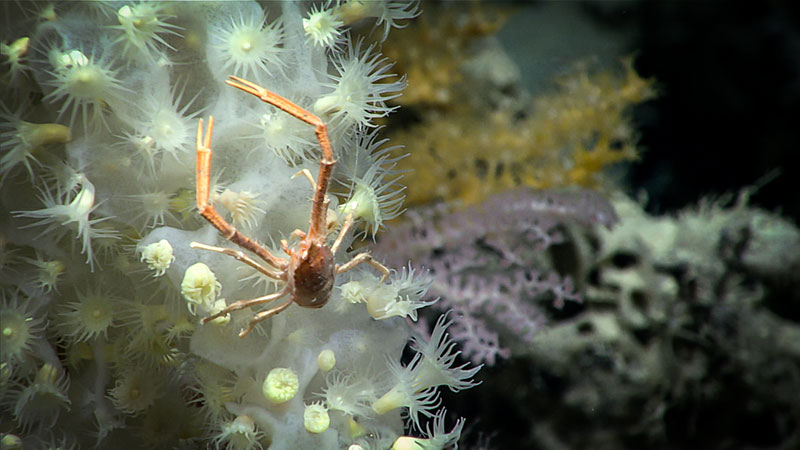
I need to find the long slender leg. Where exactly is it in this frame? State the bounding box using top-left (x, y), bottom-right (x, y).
top-left (330, 212), bottom-right (355, 255)
top-left (201, 288), bottom-right (289, 324)
top-left (292, 168), bottom-right (333, 235)
top-left (189, 242), bottom-right (284, 281)
top-left (292, 169), bottom-right (317, 190)
top-left (239, 299), bottom-right (294, 338)
top-left (225, 76), bottom-right (335, 242)
top-left (336, 252), bottom-right (390, 282)
top-left (196, 117), bottom-right (286, 270)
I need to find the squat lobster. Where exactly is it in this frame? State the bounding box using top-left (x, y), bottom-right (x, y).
top-left (191, 76), bottom-right (389, 338)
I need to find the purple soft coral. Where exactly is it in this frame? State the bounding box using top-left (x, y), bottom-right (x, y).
top-left (375, 188), bottom-right (617, 365)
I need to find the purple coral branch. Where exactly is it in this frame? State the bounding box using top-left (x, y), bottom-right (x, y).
top-left (376, 188), bottom-right (616, 365)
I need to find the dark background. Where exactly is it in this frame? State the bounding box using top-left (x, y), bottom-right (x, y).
top-left (608, 0), bottom-right (798, 221)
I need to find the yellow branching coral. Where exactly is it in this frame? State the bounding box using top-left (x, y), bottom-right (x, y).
top-left (380, 4), bottom-right (509, 109)
top-left (390, 56), bottom-right (656, 207)
top-left (378, 4), bottom-right (656, 208)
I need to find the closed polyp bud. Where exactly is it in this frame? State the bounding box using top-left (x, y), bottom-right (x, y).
top-left (262, 367), bottom-right (299, 404)
top-left (317, 349), bottom-right (336, 372)
top-left (1, 433), bottom-right (23, 450)
top-left (140, 239), bottom-right (174, 276)
top-left (304, 402), bottom-right (330, 434)
top-left (181, 263), bottom-right (221, 314)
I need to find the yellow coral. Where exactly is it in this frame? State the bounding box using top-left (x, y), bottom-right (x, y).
top-left (377, 5), bottom-right (655, 208)
top-left (381, 4), bottom-right (509, 109)
top-left (389, 56), bottom-right (655, 207)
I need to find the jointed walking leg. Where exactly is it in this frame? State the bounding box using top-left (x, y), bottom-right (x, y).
top-left (189, 242), bottom-right (283, 281)
top-left (195, 117), bottom-right (287, 270)
top-left (238, 299), bottom-right (294, 338)
top-left (201, 288), bottom-right (289, 324)
top-left (336, 252), bottom-right (390, 282)
top-left (225, 76), bottom-right (335, 242)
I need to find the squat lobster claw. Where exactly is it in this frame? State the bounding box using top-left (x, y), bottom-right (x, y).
top-left (191, 75), bottom-right (389, 338)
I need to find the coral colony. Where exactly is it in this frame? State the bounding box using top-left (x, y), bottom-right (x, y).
top-left (6, 2), bottom-right (799, 449)
top-left (1, 2), bottom-right (479, 449)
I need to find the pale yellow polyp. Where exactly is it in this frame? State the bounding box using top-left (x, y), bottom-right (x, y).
top-left (262, 367), bottom-right (299, 403)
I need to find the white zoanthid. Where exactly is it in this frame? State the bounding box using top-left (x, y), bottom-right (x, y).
top-left (368, 0), bottom-right (421, 40)
top-left (314, 40), bottom-right (406, 127)
top-left (317, 349), bottom-right (336, 372)
top-left (108, 366), bottom-right (163, 414)
top-left (1, 36), bottom-right (30, 85)
top-left (0, 292), bottom-right (45, 364)
top-left (110, 2), bottom-right (182, 63)
top-left (41, 159), bottom-right (83, 195)
top-left (339, 155), bottom-right (406, 239)
top-left (380, 265), bottom-right (435, 320)
top-left (128, 82), bottom-right (201, 161)
top-left (139, 239), bottom-right (175, 277)
top-left (12, 363), bottom-right (71, 431)
top-left (12, 174), bottom-right (118, 271)
top-left (127, 189), bottom-right (177, 229)
top-left (60, 288), bottom-right (117, 342)
top-left (335, 0), bottom-right (421, 41)
top-left (209, 9), bottom-right (285, 82)
top-left (341, 264), bottom-right (433, 321)
top-left (124, 323), bottom-right (181, 370)
top-left (303, 3), bottom-right (344, 48)
top-left (391, 408), bottom-right (465, 450)
top-left (371, 314), bottom-right (481, 429)
top-left (213, 414), bottom-right (264, 450)
top-left (114, 132), bottom-right (160, 177)
top-left (22, 255), bottom-right (66, 293)
top-left (213, 188), bottom-right (265, 230)
top-left (245, 106), bottom-right (315, 163)
top-left (319, 371), bottom-right (376, 417)
top-left (190, 360), bottom-right (236, 422)
top-left (0, 105), bottom-right (71, 183)
top-left (44, 47), bottom-right (127, 131)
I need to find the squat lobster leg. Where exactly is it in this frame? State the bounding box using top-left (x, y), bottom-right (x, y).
top-left (226, 75), bottom-right (334, 242)
top-left (194, 117), bottom-right (287, 270)
top-left (336, 252), bottom-right (390, 282)
top-left (191, 76), bottom-right (393, 338)
top-left (203, 288), bottom-right (289, 324)
top-left (189, 242), bottom-right (282, 281)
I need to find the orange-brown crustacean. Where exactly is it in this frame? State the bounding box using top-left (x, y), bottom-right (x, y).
top-left (192, 76), bottom-right (389, 338)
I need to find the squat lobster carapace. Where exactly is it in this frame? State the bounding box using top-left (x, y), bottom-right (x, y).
top-left (191, 75), bottom-right (389, 338)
